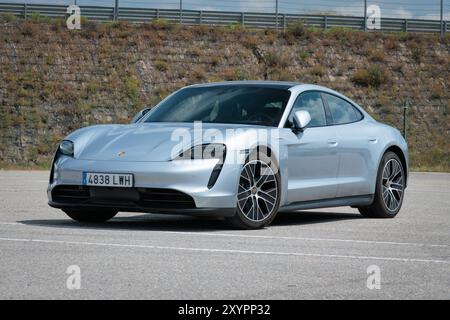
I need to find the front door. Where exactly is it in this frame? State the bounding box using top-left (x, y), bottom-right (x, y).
top-left (285, 91), bottom-right (339, 203)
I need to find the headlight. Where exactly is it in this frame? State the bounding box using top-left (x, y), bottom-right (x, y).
top-left (59, 140), bottom-right (74, 157)
top-left (174, 143), bottom-right (226, 162)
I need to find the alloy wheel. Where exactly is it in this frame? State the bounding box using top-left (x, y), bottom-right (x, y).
top-left (237, 160), bottom-right (278, 222)
top-left (381, 158), bottom-right (404, 212)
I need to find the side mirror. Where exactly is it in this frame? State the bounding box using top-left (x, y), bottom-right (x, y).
top-left (131, 107), bottom-right (151, 123)
top-left (292, 110), bottom-right (311, 132)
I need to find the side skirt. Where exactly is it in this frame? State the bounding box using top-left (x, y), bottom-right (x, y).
top-left (278, 194), bottom-right (374, 213)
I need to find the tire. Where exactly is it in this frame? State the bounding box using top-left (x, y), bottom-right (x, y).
top-left (63, 208), bottom-right (118, 223)
top-left (227, 150), bottom-right (281, 229)
top-left (358, 151), bottom-right (405, 218)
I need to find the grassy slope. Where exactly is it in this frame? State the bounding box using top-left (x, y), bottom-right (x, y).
top-left (0, 16), bottom-right (449, 171)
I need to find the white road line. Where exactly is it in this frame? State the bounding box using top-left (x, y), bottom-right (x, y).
top-left (0, 237), bottom-right (448, 264)
top-left (0, 222), bottom-right (22, 226)
top-left (407, 190), bottom-right (450, 194)
top-left (161, 231), bottom-right (450, 248)
top-left (0, 221), bottom-right (447, 248)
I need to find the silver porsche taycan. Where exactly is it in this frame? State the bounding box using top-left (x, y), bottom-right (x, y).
top-left (48, 81), bottom-right (408, 229)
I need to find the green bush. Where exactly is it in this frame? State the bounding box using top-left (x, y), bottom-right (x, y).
top-left (298, 50), bottom-right (309, 62)
top-left (234, 68), bottom-right (249, 80)
top-left (369, 49), bottom-right (385, 62)
top-left (149, 19), bottom-right (172, 30)
top-left (190, 65), bottom-right (206, 82)
top-left (411, 45), bottom-right (423, 63)
top-left (264, 52), bottom-right (279, 67)
top-left (324, 27), bottom-right (362, 43)
top-left (352, 65), bottom-right (387, 88)
top-left (30, 12), bottom-right (43, 22)
top-left (124, 76), bottom-right (140, 101)
top-left (310, 65), bottom-right (326, 77)
top-left (154, 60), bottom-right (168, 72)
top-left (286, 21), bottom-right (306, 37)
top-left (224, 23), bottom-right (246, 34)
top-left (21, 21), bottom-right (39, 36)
top-left (1, 13), bottom-right (16, 22)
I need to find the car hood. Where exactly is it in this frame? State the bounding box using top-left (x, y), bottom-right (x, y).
top-left (66, 122), bottom-right (271, 162)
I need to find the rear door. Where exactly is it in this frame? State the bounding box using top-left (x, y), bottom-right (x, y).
top-left (285, 91), bottom-right (339, 203)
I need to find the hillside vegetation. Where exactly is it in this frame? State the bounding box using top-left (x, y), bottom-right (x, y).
top-left (0, 15), bottom-right (449, 171)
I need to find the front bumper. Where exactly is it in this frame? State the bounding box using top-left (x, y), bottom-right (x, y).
top-left (49, 200), bottom-right (235, 217)
top-left (48, 155), bottom-right (241, 216)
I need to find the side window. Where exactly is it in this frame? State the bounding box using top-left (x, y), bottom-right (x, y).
top-left (324, 94), bottom-right (362, 125)
top-left (286, 92), bottom-right (327, 128)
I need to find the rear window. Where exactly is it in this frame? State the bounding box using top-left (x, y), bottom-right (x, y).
top-left (324, 93), bottom-right (362, 125)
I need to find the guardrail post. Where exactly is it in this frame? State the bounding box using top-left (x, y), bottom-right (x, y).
top-left (114, 0), bottom-right (119, 20)
top-left (241, 12), bottom-right (245, 26)
top-left (324, 15), bottom-right (328, 29)
top-left (275, 0), bottom-right (279, 32)
top-left (364, 0), bottom-right (367, 31)
top-left (24, 3), bottom-right (27, 19)
top-left (199, 10), bottom-right (202, 25)
top-left (156, 8), bottom-right (159, 19)
top-left (403, 101), bottom-right (409, 141)
top-left (440, 0), bottom-right (444, 37)
top-left (179, 0), bottom-right (183, 24)
top-left (283, 13), bottom-right (286, 31)
top-left (404, 19), bottom-right (408, 32)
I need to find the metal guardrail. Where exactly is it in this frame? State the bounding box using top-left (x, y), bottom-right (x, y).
top-left (0, 2), bottom-right (448, 34)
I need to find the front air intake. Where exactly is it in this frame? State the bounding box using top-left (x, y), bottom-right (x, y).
top-left (51, 185), bottom-right (196, 210)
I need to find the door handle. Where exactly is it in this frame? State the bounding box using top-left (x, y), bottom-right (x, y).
top-left (368, 137), bottom-right (378, 143)
top-left (327, 139), bottom-right (338, 147)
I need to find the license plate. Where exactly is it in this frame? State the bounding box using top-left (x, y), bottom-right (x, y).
top-left (82, 172), bottom-right (133, 188)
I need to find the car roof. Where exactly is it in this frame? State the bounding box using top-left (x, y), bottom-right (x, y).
top-left (183, 81), bottom-right (369, 116)
top-left (184, 81), bottom-right (352, 95)
top-left (183, 81), bottom-right (362, 106)
top-left (186, 81), bottom-right (303, 90)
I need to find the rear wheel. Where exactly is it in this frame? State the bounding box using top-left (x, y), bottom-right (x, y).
top-left (358, 151), bottom-right (405, 218)
top-left (63, 209), bottom-right (118, 223)
top-left (227, 152), bottom-right (281, 229)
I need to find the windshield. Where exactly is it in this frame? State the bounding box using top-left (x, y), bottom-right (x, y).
top-left (143, 85), bottom-right (291, 127)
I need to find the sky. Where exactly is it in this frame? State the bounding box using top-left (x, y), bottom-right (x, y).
top-left (2, 0), bottom-right (449, 20)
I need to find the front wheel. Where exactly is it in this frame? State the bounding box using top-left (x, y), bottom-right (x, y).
top-left (227, 153), bottom-right (281, 229)
top-left (358, 151), bottom-right (405, 218)
top-left (63, 208), bottom-right (118, 223)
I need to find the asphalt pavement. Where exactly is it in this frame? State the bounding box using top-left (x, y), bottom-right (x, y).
top-left (0, 171), bottom-right (448, 299)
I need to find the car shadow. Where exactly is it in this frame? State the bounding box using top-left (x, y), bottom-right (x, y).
top-left (20, 210), bottom-right (362, 232)
top-left (272, 211), bottom-right (363, 226)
